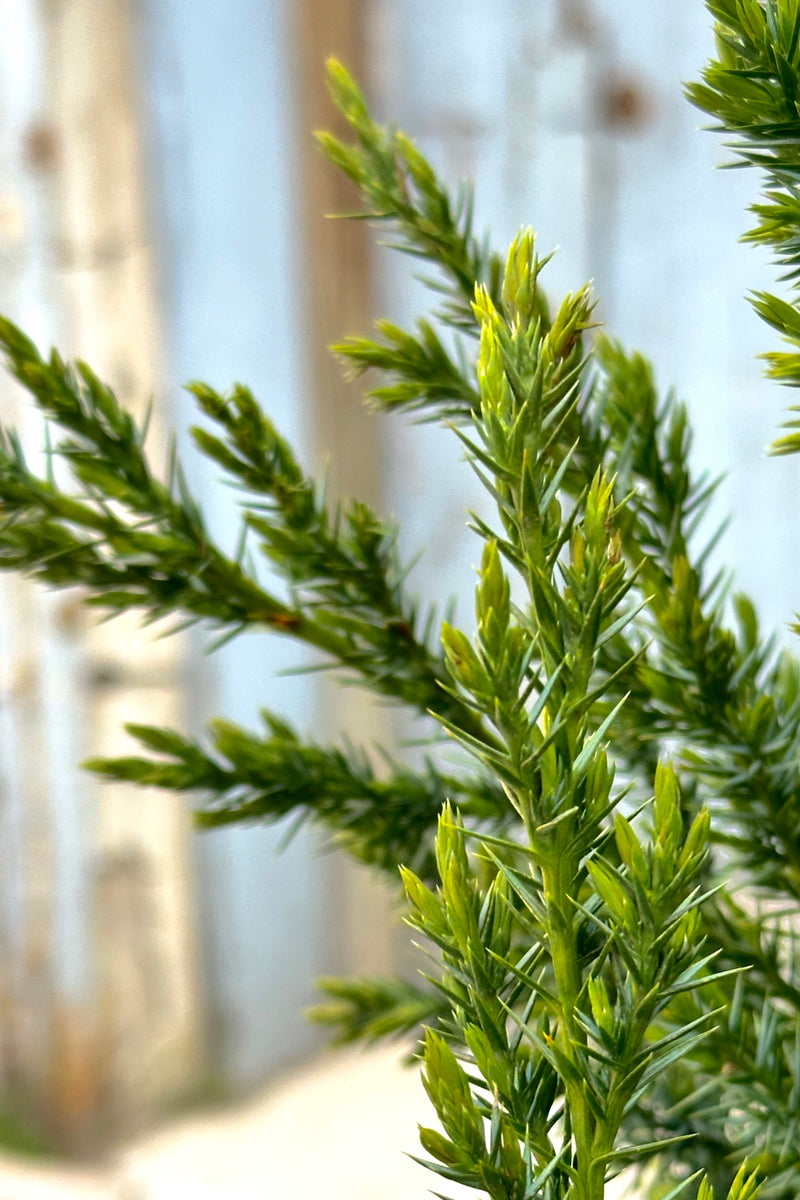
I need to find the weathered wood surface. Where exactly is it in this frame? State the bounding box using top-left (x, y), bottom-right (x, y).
top-left (294, 0), bottom-right (404, 983)
top-left (1, 0), bottom-right (798, 1146)
top-left (136, 0), bottom-right (336, 1090)
top-left (0, 0), bottom-right (201, 1147)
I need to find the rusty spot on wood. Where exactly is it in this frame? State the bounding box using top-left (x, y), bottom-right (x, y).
top-left (54, 595), bottom-right (85, 636)
top-left (23, 122), bottom-right (60, 172)
top-left (599, 77), bottom-right (652, 131)
top-left (558, 0), bottom-right (596, 43)
top-left (89, 662), bottom-right (124, 690)
top-left (50, 1000), bottom-right (102, 1146)
top-left (10, 660), bottom-right (37, 699)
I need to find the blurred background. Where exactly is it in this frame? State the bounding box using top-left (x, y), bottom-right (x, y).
top-left (0, 0), bottom-right (798, 1195)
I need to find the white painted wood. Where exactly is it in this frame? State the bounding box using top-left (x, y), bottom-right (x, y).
top-left (45, 0), bottom-right (204, 1133)
top-left (0, 0), bottom-right (205, 1144)
top-left (0, 0), bottom-right (81, 1138)
top-left (136, 0), bottom-right (332, 1089)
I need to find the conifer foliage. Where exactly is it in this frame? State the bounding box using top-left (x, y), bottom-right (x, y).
top-left (1, 3), bottom-right (800, 1197)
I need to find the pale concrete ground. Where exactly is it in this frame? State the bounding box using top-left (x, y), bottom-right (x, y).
top-left (0, 1047), bottom-right (441, 1200)
top-left (0, 1047), bottom-right (634, 1199)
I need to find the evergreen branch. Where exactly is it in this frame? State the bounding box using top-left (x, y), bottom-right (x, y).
top-left (706, 891), bottom-right (800, 1014)
top-left (84, 713), bottom-right (507, 877)
top-left (630, 893), bottom-right (800, 1198)
top-left (404, 778), bottom-right (717, 1199)
top-left (317, 62), bottom-right (800, 891)
top-left (315, 70), bottom-right (800, 897)
top-left (319, 65), bottom-right (800, 903)
top-left (635, 537), bottom-right (800, 900)
top-left (333, 318), bottom-right (481, 420)
top-left (318, 59), bottom-right (506, 334)
top-left (686, 0), bottom-right (800, 450)
top-left (591, 338), bottom-right (716, 590)
top-left (307, 975), bottom-right (447, 1047)
top-left (189, 378), bottom-right (423, 622)
top-left (582, 342), bottom-right (800, 903)
top-left (0, 26), bottom-right (796, 1196)
top-left (401, 259), bottom-right (722, 1196)
top-left (641, 986), bottom-right (800, 1198)
top-left (439, 233), bottom-right (796, 1195)
top-left (0, 319), bottom-right (496, 740)
top-left (323, 147), bottom-right (791, 897)
top-left (0, 411), bottom-right (291, 633)
top-left (186, 377), bottom-right (492, 731)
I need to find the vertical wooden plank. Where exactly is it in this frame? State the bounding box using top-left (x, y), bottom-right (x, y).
top-left (293, 0), bottom-right (401, 979)
top-left (0, 0), bottom-right (72, 1145)
top-left (295, 0), bottom-right (371, 479)
top-left (40, 0), bottom-right (202, 1137)
top-left (136, 0), bottom-right (337, 1088)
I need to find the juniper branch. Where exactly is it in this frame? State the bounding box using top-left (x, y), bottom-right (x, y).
top-left (307, 975), bottom-right (448, 1047)
top-left (319, 62), bottom-right (800, 903)
top-left (398, 246), bottom-right (724, 1199)
top-left (0, 318), bottom-right (494, 740)
top-left (318, 59), bottom-right (506, 335)
top-left (687, 0), bottom-right (800, 451)
top-left (85, 712), bottom-right (507, 878)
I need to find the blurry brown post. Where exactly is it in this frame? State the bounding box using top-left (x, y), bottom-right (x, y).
top-left (294, 0), bottom-right (375, 501)
top-left (293, 1), bottom-right (400, 977)
top-left (39, 0), bottom-right (201, 1147)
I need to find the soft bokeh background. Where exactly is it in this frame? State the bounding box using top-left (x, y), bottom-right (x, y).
top-left (0, 0), bottom-right (797, 1195)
